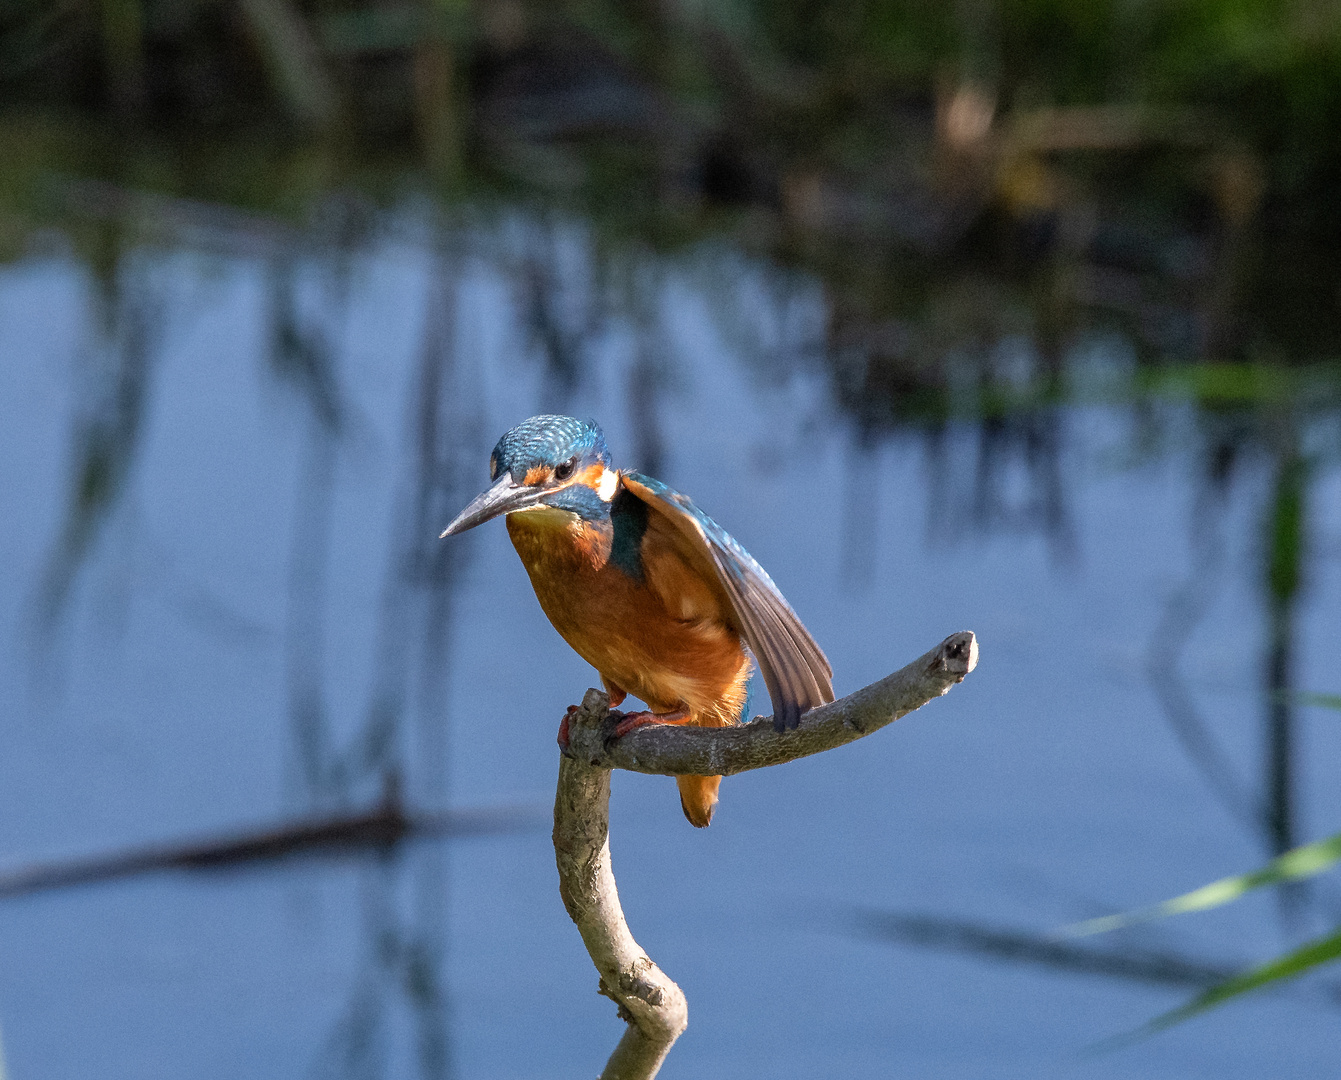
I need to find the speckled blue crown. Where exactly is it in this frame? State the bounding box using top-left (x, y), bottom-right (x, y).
top-left (491, 415), bottom-right (611, 480)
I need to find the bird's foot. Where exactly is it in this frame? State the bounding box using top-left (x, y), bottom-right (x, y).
top-left (557, 705), bottom-right (580, 752)
top-left (601, 679), bottom-right (627, 709)
top-left (613, 708), bottom-right (691, 739)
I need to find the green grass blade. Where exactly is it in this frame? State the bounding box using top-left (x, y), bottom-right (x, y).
top-left (1298, 692), bottom-right (1341, 712)
top-left (1091, 927), bottom-right (1341, 1050)
top-left (1146, 927), bottom-right (1341, 1033)
top-left (1061, 832), bottom-right (1341, 937)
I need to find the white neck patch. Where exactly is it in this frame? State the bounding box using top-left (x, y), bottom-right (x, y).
top-left (596, 468), bottom-right (619, 502)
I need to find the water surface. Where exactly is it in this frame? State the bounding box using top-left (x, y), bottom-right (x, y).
top-left (1, 210), bottom-right (1339, 1078)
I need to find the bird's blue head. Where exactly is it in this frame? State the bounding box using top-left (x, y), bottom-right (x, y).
top-left (440, 415), bottom-right (616, 536)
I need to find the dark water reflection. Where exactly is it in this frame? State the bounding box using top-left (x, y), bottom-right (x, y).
top-left (1, 195), bottom-right (1339, 1079)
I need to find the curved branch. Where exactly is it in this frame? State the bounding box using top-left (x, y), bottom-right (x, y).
top-left (564, 630), bottom-right (979, 776)
top-left (553, 756), bottom-right (688, 1080)
top-left (552, 631), bottom-right (978, 1080)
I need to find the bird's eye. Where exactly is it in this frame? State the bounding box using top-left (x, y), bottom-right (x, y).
top-left (554, 457), bottom-right (577, 481)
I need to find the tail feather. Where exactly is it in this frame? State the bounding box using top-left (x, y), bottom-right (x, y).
top-left (676, 774), bottom-right (722, 828)
top-left (669, 664), bottom-right (748, 828)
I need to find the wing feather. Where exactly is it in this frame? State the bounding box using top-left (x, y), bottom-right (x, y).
top-left (620, 471), bottom-right (833, 730)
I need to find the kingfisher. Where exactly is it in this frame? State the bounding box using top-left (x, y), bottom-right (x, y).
top-left (440, 415), bottom-right (833, 827)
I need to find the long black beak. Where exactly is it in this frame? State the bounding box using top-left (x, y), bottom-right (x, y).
top-left (440, 476), bottom-right (544, 537)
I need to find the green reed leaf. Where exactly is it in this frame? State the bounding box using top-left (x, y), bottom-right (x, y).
top-left (1146, 927), bottom-right (1341, 1033)
top-left (1061, 832), bottom-right (1341, 937)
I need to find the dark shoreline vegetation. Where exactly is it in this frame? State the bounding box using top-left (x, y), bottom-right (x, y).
top-left (3, 0), bottom-right (1341, 1049)
top-left (5, 2), bottom-right (1341, 440)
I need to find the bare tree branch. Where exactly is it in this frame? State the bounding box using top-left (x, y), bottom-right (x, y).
top-left (552, 630), bottom-right (978, 1079)
top-left (554, 755), bottom-right (688, 1080)
top-left (563, 630), bottom-right (979, 776)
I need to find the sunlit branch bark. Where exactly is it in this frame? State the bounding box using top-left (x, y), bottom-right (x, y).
top-left (552, 631), bottom-right (978, 1080)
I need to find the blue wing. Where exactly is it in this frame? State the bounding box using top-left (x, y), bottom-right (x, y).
top-left (620, 471), bottom-right (834, 730)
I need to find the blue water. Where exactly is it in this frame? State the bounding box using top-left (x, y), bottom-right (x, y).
top-left (1, 219), bottom-right (1338, 1078)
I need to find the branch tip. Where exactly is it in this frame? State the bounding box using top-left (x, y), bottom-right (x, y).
top-left (562, 630), bottom-right (979, 778)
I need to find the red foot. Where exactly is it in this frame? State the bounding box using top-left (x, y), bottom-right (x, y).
top-left (557, 705), bottom-right (580, 751)
top-left (613, 708), bottom-right (691, 738)
top-left (601, 679), bottom-right (627, 709)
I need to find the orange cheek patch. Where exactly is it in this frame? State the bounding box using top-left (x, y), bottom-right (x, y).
top-left (524, 466), bottom-right (551, 486)
top-left (578, 463), bottom-right (606, 487)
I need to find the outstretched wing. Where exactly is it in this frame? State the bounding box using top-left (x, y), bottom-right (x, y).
top-left (619, 471), bottom-right (834, 730)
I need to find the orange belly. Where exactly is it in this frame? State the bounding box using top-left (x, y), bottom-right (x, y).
top-left (506, 509), bottom-right (751, 725)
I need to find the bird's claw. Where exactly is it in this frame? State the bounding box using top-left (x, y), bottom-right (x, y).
top-left (557, 705), bottom-right (580, 752)
top-left (612, 709), bottom-right (691, 739)
top-left (612, 711), bottom-right (657, 739)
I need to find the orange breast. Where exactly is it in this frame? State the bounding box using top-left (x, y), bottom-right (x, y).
top-left (505, 508), bottom-right (751, 724)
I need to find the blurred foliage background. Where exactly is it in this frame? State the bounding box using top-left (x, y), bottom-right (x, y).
top-left (4, 0), bottom-right (1341, 419)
